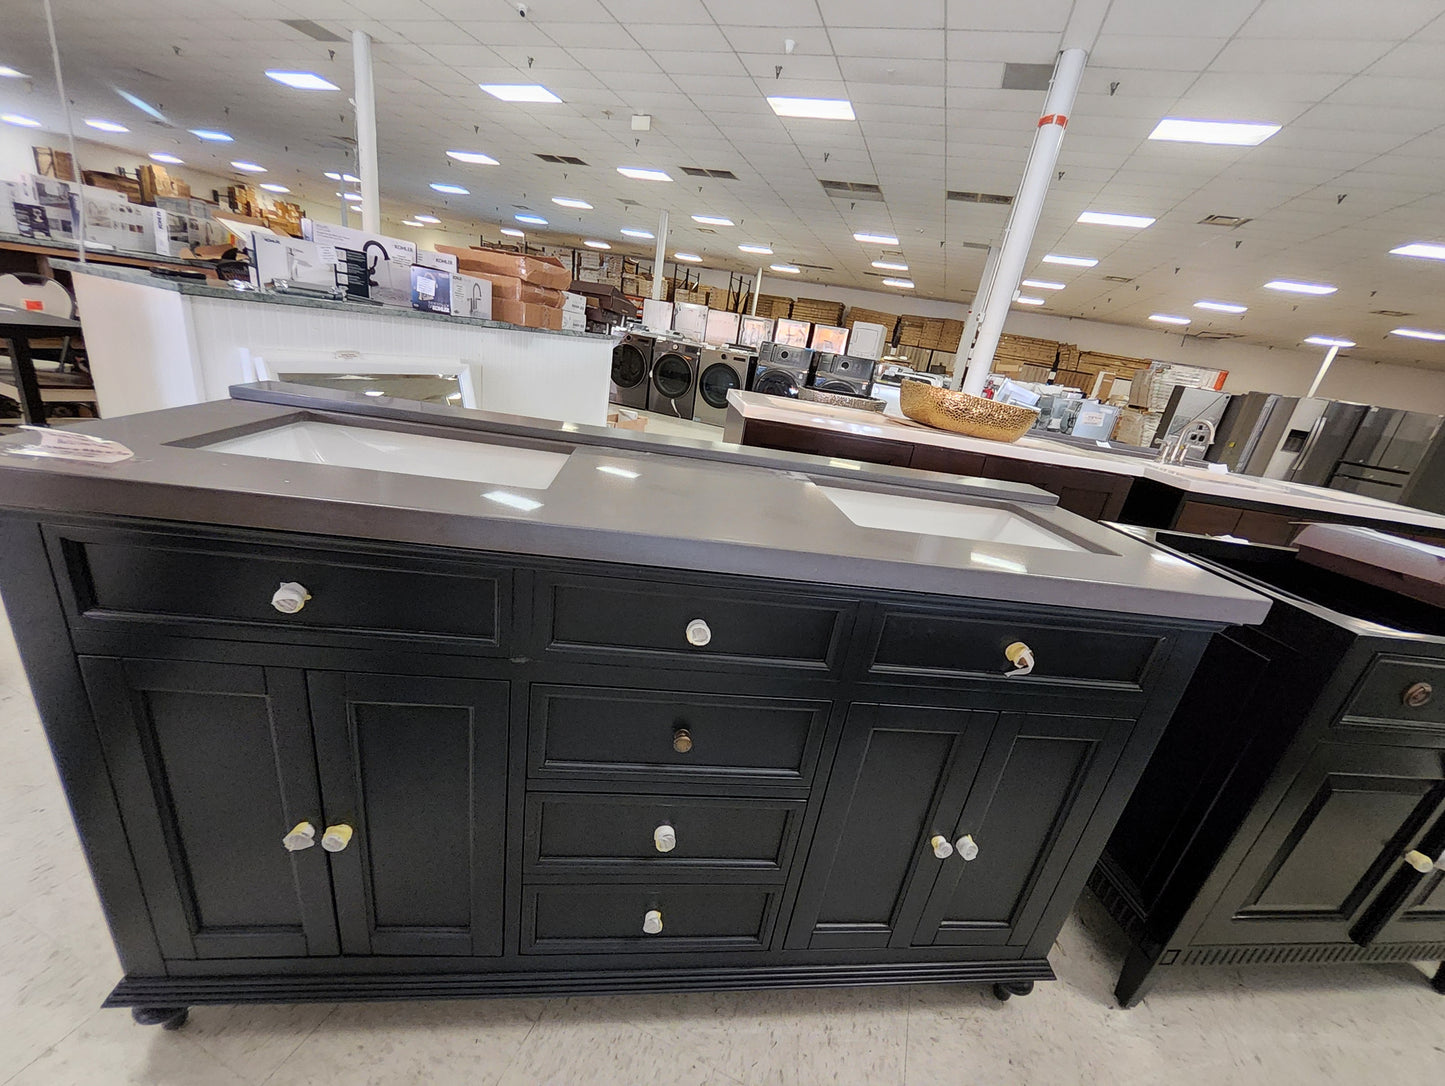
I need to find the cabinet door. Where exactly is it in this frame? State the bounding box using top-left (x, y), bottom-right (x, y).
top-left (1196, 741), bottom-right (1445, 946)
top-left (912, 711), bottom-right (1131, 947)
top-left (309, 672), bottom-right (509, 956)
top-left (80, 658), bottom-right (337, 960)
top-left (1351, 806), bottom-right (1445, 947)
top-left (785, 703), bottom-right (997, 951)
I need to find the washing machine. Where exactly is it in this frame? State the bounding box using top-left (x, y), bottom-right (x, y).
top-left (810, 352), bottom-right (877, 397)
top-left (610, 330), bottom-right (654, 409)
top-left (694, 348), bottom-right (753, 426)
top-left (648, 337), bottom-right (701, 418)
top-left (750, 343), bottom-right (814, 398)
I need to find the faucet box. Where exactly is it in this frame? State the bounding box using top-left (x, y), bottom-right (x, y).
top-left (450, 273), bottom-right (492, 320)
top-left (302, 219), bottom-right (417, 307)
top-left (410, 264), bottom-right (452, 314)
top-left (251, 233), bottom-right (336, 290)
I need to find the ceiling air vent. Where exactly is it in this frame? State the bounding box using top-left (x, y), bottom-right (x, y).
top-left (821, 179), bottom-right (884, 201)
top-left (948, 190), bottom-right (1013, 206)
top-left (618, 198), bottom-right (641, 207)
top-left (1198, 214), bottom-right (1251, 228)
top-left (536, 154), bottom-right (588, 165)
top-left (1102, 274), bottom-right (1133, 283)
top-left (1001, 63), bottom-right (1054, 92)
top-left (280, 19), bottom-right (345, 42)
top-left (796, 262), bottom-right (834, 271)
top-left (695, 227), bottom-right (717, 234)
top-left (959, 240), bottom-right (992, 250)
top-left (1372, 308), bottom-right (1412, 318)
top-left (680, 167), bottom-right (739, 180)
top-left (1191, 330), bottom-right (1245, 341)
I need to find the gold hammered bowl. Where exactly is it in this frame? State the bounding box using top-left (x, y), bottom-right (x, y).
top-left (898, 379), bottom-right (1040, 442)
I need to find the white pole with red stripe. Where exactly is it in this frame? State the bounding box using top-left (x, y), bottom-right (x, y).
top-left (961, 47), bottom-right (1088, 396)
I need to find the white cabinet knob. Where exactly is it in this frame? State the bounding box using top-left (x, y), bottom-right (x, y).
top-left (685, 618), bottom-right (712, 647)
top-left (321, 824), bottom-right (354, 853)
top-left (271, 581), bottom-right (312, 614)
top-left (642, 909), bottom-right (663, 934)
top-left (956, 834), bottom-right (979, 861)
top-left (653, 824), bottom-right (676, 853)
top-left (1004, 641), bottom-right (1034, 677)
top-left (930, 835), bottom-right (954, 860)
top-left (282, 822), bottom-right (316, 852)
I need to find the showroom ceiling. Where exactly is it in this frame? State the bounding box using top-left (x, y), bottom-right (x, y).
top-left (4, 0), bottom-right (1445, 367)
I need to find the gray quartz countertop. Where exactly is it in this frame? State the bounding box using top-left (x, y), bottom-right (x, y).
top-left (0, 393), bottom-right (1269, 626)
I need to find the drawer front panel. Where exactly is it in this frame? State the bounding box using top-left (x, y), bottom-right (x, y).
top-left (1343, 656), bottom-right (1445, 732)
top-left (524, 885), bottom-right (776, 952)
top-left (539, 575), bottom-right (853, 673)
top-left (529, 685), bottom-right (829, 785)
top-left (51, 528), bottom-right (506, 650)
top-left (526, 794), bottom-right (803, 875)
top-left (870, 610), bottom-right (1162, 688)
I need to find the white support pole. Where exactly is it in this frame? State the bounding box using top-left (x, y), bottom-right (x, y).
top-left (751, 267), bottom-right (763, 315)
top-left (352, 30), bottom-right (381, 234)
top-left (950, 244), bottom-right (1001, 389)
top-left (651, 210), bottom-right (668, 300)
top-left (1307, 345), bottom-right (1341, 398)
top-left (961, 47), bottom-right (1088, 396)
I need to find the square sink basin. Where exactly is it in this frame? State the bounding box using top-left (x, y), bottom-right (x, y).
top-left (202, 420), bottom-right (569, 490)
top-left (817, 486), bottom-right (1083, 551)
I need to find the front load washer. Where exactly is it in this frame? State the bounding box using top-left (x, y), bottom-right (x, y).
top-left (648, 338), bottom-right (701, 418)
top-left (810, 352), bottom-right (877, 397)
top-left (694, 348), bottom-right (753, 426)
top-left (610, 331), bottom-right (654, 409)
top-left (750, 342), bottom-right (814, 398)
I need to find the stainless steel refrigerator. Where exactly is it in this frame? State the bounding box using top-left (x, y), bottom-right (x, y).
top-left (1328, 407), bottom-right (1443, 501)
top-left (1287, 401), bottom-right (1371, 487)
top-left (1205, 391), bottom-right (1302, 475)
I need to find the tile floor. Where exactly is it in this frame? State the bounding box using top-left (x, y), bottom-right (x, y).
top-left (0, 598), bottom-right (1441, 1086)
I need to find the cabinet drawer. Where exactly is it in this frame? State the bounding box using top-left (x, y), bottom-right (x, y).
top-left (48, 526), bottom-right (507, 652)
top-left (869, 609), bottom-right (1163, 689)
top-left (525, 793), bottom-right (804, 875)
top-left (538, 574), bottom-right (853, 673)
top-left (523, 885), bottom-right (776, 952)
top-left (1342, 656), bottom-right (1445, 732)
top-left (528, 685), bottom-right (830, 785)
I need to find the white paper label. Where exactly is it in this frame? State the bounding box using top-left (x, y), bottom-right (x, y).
top-left (1094, 440), bottom-right (1112, 449)
top-left (1078, 410), bottom-right (1105, 428)
top-left (416, 273), bottom-right (436, 300)
top-left (6, 426), bottom-right (134, 463)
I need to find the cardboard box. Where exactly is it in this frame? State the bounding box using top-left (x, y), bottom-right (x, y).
top-left (465, 270), bottom-right (563, 306)
top-left (492, 298), bottom-right (563, 330)
top-left (138, 164), bottom-right (188, 204)
top-left (436, 245), bottom-right (572, 290)
top-left (83, 187), bottom-right (153, 251)
top-left (302, 220), bottom-right (417, 306)
top-left (562, 291), bottom-right (586, 314)
top-left (450, 272), bottom-right (492, 320)
top-left (19, 175), bottom-right (79, 241)
top-left (0, 180), bottom-right (19, 235)
top-left (32, 146), bottom-right (75, 182)
top-left (561, 310), bottom-right (586, 333)
top-left (251, 233), bottom-right (336, 290)
top-left (607, 409), bottom-right (647, 431)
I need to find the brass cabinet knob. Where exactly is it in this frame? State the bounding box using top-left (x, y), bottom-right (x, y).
top-left (642, 909), bottom-right (663, 935)
top-left (282, 821), bottom-right (316, 852)
top-left (1403, 682), bottom-right (1433, 708)
top-left (653, 824), bottom-right (676, 853)
top-left (1004, 641), bottom-right (1035, 677)
top-left (685, 618), bottom-right (712, 647)
top-left (930, 834), bottom-right (954, 860)
top-left (672, 726), bottom-right (693, 753)
top-left (1405, 850), bottom-right (1438, 874)
top-left (321, 824), bottom-right (354, 853)
top-left (271, 581), bottom-right (311, 614)
top-left (956, 834), bottom-right (980, 861)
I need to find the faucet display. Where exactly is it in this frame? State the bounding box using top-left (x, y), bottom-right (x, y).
top-left (1158, 418), bottom-right (1217, 464)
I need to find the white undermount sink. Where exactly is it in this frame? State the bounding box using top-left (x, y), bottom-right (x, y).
top-left (817, 486), bottom-right (1084, 551)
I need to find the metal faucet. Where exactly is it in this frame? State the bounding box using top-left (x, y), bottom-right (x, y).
top-left (1158, 418), bottom-right (1217, 464)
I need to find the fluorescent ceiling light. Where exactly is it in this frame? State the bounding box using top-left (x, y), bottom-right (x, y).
top-left (0, 66), bottom-right (26, 78)
top-left (854, 231), bottom-right (898, 245)
top-left (1264, 279), bottom-right (1336, 295)
top-left (872, 260), bottom-right (908, 271)
top-left (553, 196), bottom-right (592, 209)
top-left (431, 182), bottom-right (469, 194)
top-left (447, 150), bottom-right (498, 165)
top-left (500, 227), bottom-right (525, 237)
top-left (1389, 242), bottom-right (1445, 261)
top-left (148, 151), bottom-right (184, 164)
top-left (515, 213), bottom-right (548, 225)
top-left (1150, 313), bottom-right (1191, 325)
top-left (584, 239), bottom-right (611, 249)
top-left (231, 161), bottom-right (267, 173)
top-left (413, 214), bottom-right (440, 224)
top-left (324, 171), bottom-right (342, 180)
top-left (1148, 117), bottom-right (1281, 146)
top-left (1015, 296), bottom-right (1045, 306)
top-left (1043, 253), bottom-right (1097, 267)
top-left (767, 96), bottom-right (855, 121)
top-left (620, 227), bottom-right (654, 239)
top-left (739, 244), bottom-right (773, 255)
top-left (342, 173), bottom-right (360, 183)
top-left (1, 114), bottom-right (40, 128)
top-left (479, 84), bottom-right (561, 103)
top-left (259, 183), bottom-right (290, 193)
top-left (190, 128), bottom-right (233, 141)
top-left (85, 118), bottom-right (128, 133)
top-left (770, 263), bottom-right (800, 274)
top-left (1077, 211), bottom-right (1155, 228)
top-left (339, 192), bottom-right (362, 202)
top-left (483, 490), bottom-right (543, 511)
top-left (617, 166), bottom-right (672, 182)
top-left (1304, 336), bottom-right (1355, 348)
top-left (1194, 300), bottom-right (1248, 314)
top-left (1021, 279), bottom-right (1064, 290)
top-left (1391, 327), bottom-right (1445, 341)
top-left (883, 278), bottom-right (914, 289)
top-left (265, 70), bottom-right (339, 91)
top-left (675, 252), bottom-right (702, 262)
top-left (692, 214), bottom-right (734, 226)
top-left (596, 464), bottom-right (640, 479)
top-left (402, 220), bottom-right (424, 227)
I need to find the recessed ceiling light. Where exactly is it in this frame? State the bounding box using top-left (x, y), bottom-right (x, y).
top-left (515, 213), bottom-right (548, 225)
top-left (872, 260), bottom-right (908, 271)
top-left (148, 151), bottom-right (184, 164)
top-left (402, 219), bottom-right (424, 227)
top-left (479, 84), bottom-right (561, 103)
top-left (431, 182), bottom-right (469, 195)
top-left (231, 161), bottom-right (267, 173)
top-left (324, 171), bottom-right (342, 180)
top-left (675, 252), bottom-right (702, 262)
top-left (1021, 278), bottom-right (1064, 290)
top-left (1304, 336), bottom-right (1356, 348)
top-left (1150, 313), bottom-right (1191, 325)
top-left (259, 183), bottom-right (290, 193)
top-left (0, 66), bottom-right (26, 78)
top-left (739, 244), bottom-right (773, 255)
top-left (483, 490), bottom-right (544, 511)
top-left (265, 70), bottom-right (339, 91)
top-left (1, 113), bottom-right (40, 128)
top-left (190, 128), bottom-right (233, 141)
top-left (85, 118), bottom-right (129, 133)
top-left (553, 197), bottom-right (592, 209)
top-left (447, 150), bottom-right (498, 165)
top-left (1148, 118), bottom-right (1281, 146)
top-left (854, 231), bottom-right (899, 245)
top-left (770, 263), bottom-right (800, 274)
top-left (1389, 242), bottom-right (1445, 261)
top-left (1015, 296), bottom-right (1046, 306)
top-left (1391, 327), bottom-right (1445, 341)
top-left (620, 227), bottom-right (654, 239)
top-left (1265, 279), bottom-right (1336, 295)
top-left (692, 214), bottom-right (734, 226)
top-left (500, 227), bottom-right (525, 237)
top-left (1077, 211), bottom-right (1155, 228)
top-left (617, 166), bottom-right (672, 182)
top-left (342, 173), bottom-right (360, 183)
top-left (339, 192), bottom-right (362, 202)
top-left (1195, 300), bottom-right (1248, 314)
top-left (584, 239), bottom-right (611, 249)
top-left (767, 96), bottom-right (856, 121)
top-left (414, 214), bottom-right (441, 223)
top-left (883, 278), bottom-right (914, 289)
top-left (1043, 253), bottom-right (1097, 267)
